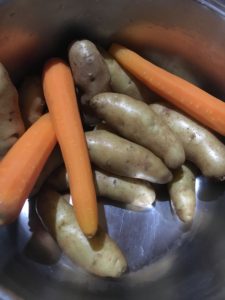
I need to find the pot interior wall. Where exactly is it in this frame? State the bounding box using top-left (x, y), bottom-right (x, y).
top-left (0, 1), bottom-right (225, 299)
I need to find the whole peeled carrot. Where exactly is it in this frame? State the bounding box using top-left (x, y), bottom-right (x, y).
top-left (42, 58), bottom-right (98, 237)
top-left (0, 113), bottom-right (56, 225)
top-left (109, 43), bottom-right (225, 136)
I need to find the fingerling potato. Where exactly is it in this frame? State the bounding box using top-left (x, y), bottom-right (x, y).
top-left (68, 40), bottom-right (111, 125)
top-left (86, 129), bottom-right (172, 184)
top-left (95, 169), bottom-right (156, 211)
top-left (25, 200), bottom-right (62, 265)
top-left (168, 164), bottom-right (196, 223)
top-left (101, 50), bottom-right (151, 102)
top-left (90, 93), bottom-right (185, 169)
top-left (0, 63), bottom-right (25, 156)
top-left (19, 76), bottom-right (46, 128)
top-left (36, 188), bottom-right (127, 277)
top-left (151, 103), bottom-right (225, 180)
top-left (48, 166), bottom-right (156, 211)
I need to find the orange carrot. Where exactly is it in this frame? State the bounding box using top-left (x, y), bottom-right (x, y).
top-left (42, 58), bottom-right (98, 237)
top-left (109, 43), bottom-right (225, 136)
top-left (0, 113), bottom-right (56, 225)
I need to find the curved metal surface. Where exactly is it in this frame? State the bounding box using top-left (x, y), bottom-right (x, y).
top-left (197, 0), bottom-right (225, 17)
top-left (0, 0), bottom-right (225, 299)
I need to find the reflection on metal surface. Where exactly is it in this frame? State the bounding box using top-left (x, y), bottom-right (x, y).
top-left (0, 0), bottom-right (225, 299)
top-left (0, 178), bottom-right (224, 298)
top-left (197, 0), bottom-right (225, 17)
top-left (0, 285), bottom-right (23, 300)
top-left (0, 175), bottom-right (221, 294)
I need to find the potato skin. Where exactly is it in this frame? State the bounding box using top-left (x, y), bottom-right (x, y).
top-left (19, 76), bottom-right (46, 128)
top-left (151, 103), bottom-right (225, 179)
top-left (48, 166), bottom-right (155, 211)
top-left (101, 50), bottom-right (151, 102)
top-left (36, 188), bottom-right (127, 277)
top-left (25, 199), bottom-right (61, 265)
top-left (0, 63), bottom-right (25, 156)
top-left (86, 129), bottom-right (172, 184)
top-left (95, 169), bottom-right (155, 210)
top-left (90, 93), bottom-right (185, 169)
top-left (168, 164), bottom-right (196, 223)
top-left (68, 40), bottom-right (111, 105)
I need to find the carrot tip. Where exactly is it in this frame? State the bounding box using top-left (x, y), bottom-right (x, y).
top-left (109, 43), bottom-right (225, 136)
top-left (86, 232), bottom-right (97, 239)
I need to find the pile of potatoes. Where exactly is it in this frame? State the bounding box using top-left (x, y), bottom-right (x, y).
top-left (67, 40), bottom-right (225, 219)
top-left (1, 39), bottom-right (225, 278)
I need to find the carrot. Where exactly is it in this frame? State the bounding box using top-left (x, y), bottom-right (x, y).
top-left (42, 58), bottom-right (98, 237)
top-left (0, 113), bottom-right (56, 225)
top-left (109, 43), bottom-right (225, 136)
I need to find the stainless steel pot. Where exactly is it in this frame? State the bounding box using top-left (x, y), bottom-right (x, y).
top-left (0, 0), bottom-right (225, 299)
